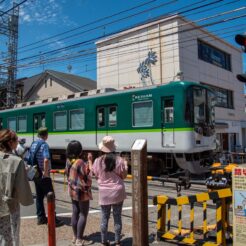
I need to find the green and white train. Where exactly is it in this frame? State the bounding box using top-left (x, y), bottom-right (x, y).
top-left (0, 81), bottom-right (216, 175)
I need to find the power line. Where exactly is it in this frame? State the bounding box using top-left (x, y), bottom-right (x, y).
top-left (14, 6), bottom-right (246, 65)
top-left (0, 0), bottom-right (28, 17)
top-left (18, 0), bottom-right (161, 49)
top-left (15, 15), bottom-right (245, 71)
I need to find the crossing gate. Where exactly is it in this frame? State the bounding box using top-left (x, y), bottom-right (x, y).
top-left (153, 188), bottom-right (232, 245)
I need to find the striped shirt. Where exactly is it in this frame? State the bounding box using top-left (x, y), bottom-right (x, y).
top-left (92, 155), bottom-right (127, 205)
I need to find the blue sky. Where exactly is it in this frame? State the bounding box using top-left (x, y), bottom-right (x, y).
top-left (0, 0), bottom-right (245, 81)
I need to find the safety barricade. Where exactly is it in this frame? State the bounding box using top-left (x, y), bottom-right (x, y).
top-left (50, 169), bottom-right (66, 191)
top-left (153, 188), bottom-right (232, 246)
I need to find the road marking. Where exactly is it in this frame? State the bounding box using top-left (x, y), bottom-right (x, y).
top-left (21, 204), bottom-right (156, 219)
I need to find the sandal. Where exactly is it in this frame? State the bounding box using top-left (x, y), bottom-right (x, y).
top-left (75, 239), bottom-right (84, 246)
top-left (101, 241), bottom-right (110, 246)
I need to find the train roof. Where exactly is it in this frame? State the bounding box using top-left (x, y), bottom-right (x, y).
top-left (0, 81), bottom-right (201, 113)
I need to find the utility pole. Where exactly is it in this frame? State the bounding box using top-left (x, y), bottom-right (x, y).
top-left (0, 2), bottom-right (19, 108)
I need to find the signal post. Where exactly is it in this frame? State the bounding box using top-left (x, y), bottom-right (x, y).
top-left (131, 139), bottom-right (148, 246)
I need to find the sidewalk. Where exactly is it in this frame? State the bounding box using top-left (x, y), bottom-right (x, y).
top-left (20, 214), bottom-right (168, 246)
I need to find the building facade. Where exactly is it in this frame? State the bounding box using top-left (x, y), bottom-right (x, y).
top-left (96, 15), bottom-right (246, 152)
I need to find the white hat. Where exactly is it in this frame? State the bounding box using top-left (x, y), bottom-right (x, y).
top-left (98, 136), bottom-right (116, 153)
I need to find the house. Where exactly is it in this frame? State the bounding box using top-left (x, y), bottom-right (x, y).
top-left (23, 69), bottom-right (96, 102)
top-left (96, 14), bottom-right (246, 152)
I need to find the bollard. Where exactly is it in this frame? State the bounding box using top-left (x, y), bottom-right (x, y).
top-left (131, 139), bottom-right (148, 246)
top-left (47, 192), bottom-right (56, 246)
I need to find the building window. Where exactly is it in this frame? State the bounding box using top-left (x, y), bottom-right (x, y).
top-left (202, 83), bottom-right (233, 109)
top-left (198, 40), bottom-right (231, 71)
top-left (132, 101), bottom-right (153, 127)
top-left (17, 116), bottom-right (27, 132)
top-left (50, 78), bottom-right (52, 87)
top-left (54, 111), bottom-right (67, 130)
top-left (45, 79), bottom-right (47, 88)
top-left (69, 109), bottom-right (85, 130)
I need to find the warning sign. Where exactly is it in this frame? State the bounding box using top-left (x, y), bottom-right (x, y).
top-left (233, 164), bottom-right (246, 246)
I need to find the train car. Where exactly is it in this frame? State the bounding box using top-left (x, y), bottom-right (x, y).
top-left (0, 81), bottom-right (216, 175)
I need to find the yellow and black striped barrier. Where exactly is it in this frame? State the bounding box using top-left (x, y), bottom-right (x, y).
top-left (50, 169), bottom-right (66, 191)
top-left (153, 188), bottom-right (232, 245)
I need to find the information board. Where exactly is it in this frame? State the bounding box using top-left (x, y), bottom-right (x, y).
top-left (232, 164), bottom-right (246, 246)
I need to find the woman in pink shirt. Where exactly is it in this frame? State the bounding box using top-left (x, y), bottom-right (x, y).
top-left (89, 136), bottom-right (128, 246)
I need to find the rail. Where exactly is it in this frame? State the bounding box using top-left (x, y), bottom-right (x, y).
top-left (153, 188), bottom-right (232, 245)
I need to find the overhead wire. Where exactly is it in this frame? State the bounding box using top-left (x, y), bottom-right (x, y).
top-left (14, 0), bottom-right (232, 63)
top-left (13, 5), bottom-right (246, 66)
top-left (16, 15), bottom-right (245, 71)
top-left (18, 0), bottom-right (217, 54)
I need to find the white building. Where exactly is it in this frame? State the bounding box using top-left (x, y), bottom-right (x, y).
top-left (96, 15), bottom-right (246, 152)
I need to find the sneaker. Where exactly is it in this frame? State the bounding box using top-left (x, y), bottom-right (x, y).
top-left (37, 216), bottom-right (47, 225)
top-left (55, 218), bottom-right (64, 227)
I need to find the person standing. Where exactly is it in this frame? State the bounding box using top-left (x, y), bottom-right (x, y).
top-left (0, 129), bottom-right (33, 246)
top-left (88, 136), bottom-right (128, 246)
top-left (65, 140), bottom-right (93, 246)
top-left (26, 127), bottom-right (63, 226)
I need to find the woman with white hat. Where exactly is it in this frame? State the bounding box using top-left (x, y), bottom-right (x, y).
top-left (88, 136), bottom-right (128, 246)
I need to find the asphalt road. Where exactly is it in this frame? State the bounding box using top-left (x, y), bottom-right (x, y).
top-left (20, 175), bottom-right (230, 245)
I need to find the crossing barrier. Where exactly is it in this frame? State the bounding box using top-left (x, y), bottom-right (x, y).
top-left (153, 188), bottom-right (232, 245)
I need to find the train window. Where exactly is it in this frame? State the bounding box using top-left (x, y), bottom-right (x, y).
top-left (69, 109), bottom-right (85, 130)
top-left (164, 100), bottom-right (174, 123)
top-left (0, 118), bottom-right (2, 130)
top-left (7, 117), bottom-right (16, 131)
top-left (109, 106), bottom-right (117, 127)
top-left (132, 101), bottom-right (153, 127)
top-left (17, 116), bottom-right (27, 132)
top-left (98, 107), bottom-right (105, 128)
top-left (41, 115), bottom-right (46, 127)
top-left (54, 111), bottom-right (67, 130)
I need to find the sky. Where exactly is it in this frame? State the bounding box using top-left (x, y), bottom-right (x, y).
top-left (0, 0), bottom-right (245, 82)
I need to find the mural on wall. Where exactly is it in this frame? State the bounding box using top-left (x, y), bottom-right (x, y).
top-left (137, 50), bottom-right (157, 86)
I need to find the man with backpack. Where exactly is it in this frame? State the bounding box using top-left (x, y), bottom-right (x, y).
top-left (26, 127), bottom-right (63, 227)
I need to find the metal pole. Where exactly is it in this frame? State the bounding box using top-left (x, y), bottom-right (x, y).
top-left (131, 139), bottom-right (148, 246)
top-left (47, 192), bottom-right (56, 246)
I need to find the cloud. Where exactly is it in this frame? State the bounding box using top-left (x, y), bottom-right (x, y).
top-left (19, 0), bottom-right (76, 27)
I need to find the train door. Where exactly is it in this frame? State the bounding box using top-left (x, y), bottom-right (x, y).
top-left (161, 97), bottom-right (175, 147)
top-left (96, 105), bottom-right (117, 145)
top-left (33, 113), bottom-right (46, 139)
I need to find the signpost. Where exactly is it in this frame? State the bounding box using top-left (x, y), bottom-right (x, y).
top-left (232, 164), bottom-right (246, 246)
top-left (131, 139), bottom-right (148, 246)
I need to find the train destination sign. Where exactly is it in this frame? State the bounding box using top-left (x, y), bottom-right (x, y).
top-left (132, 93), bottom-right (152, 101)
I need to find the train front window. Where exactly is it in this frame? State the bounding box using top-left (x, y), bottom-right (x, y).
top-left (193, 88), bottom-right (206, 124)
